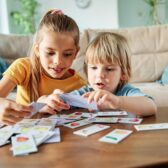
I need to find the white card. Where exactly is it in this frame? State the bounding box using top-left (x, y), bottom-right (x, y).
top-left (11, 134), bottom-right (38, 156)
top-left (134, 123), bottom-right (168, 131)
top-left (38, 118), bottom-right (57, 130)
top-left (56, 118), bottom-right (76, 126)
top-left (89, 117), bottom-right (118, 123)
top-left (16, 119), bottom-right (40, 127)
top-left (97, 111), bottom-right (128, 116)
top-left (64, 119), bottom-right (91, 129)
top-left (117, 117), bottom-right (143, 124)
top-left (99, 129), bottom-right (133, 144)
top-left (60, 93), bottom-right (98, 110)
top-left (73, 124), bottom-right (110, 137)
top-left (27, 102), bottom-right (46, 118)
top-left (82, 112), bottom-right (98, 118)
top-left (44, 128), bottom-right (61, 143)
top-left (0, 126), bottom-right (14, 146)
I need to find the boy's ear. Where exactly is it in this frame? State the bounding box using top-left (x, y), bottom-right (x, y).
top-left (121, 74), bottom-right (127, 81)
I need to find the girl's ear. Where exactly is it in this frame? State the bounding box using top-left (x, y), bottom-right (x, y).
top-left (74, 46), bottom-right (80, 58)
top-left (34, 44), bottom-right (40, 57)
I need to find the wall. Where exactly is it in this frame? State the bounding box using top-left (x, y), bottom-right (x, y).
top-left (118, 0), bottom-right (167, 28)
top-left (7, 0), bottom-right (119, 34)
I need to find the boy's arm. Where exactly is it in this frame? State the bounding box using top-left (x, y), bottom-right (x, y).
top-left (118, 96), bottom-right (157, 116)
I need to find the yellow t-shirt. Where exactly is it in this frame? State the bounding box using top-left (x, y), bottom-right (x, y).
top-left (4, 58), bottom-right (86, 105)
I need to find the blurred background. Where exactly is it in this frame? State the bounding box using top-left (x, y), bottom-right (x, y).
top-left (0, 0), bottom-right (168, 34)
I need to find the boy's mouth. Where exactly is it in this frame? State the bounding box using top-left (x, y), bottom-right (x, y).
top-left (95, 82), bottom-right (105, 89)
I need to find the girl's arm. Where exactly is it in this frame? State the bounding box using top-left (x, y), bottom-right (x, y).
top-left (0, 76), bottom-right (32, 125)
top-left (0, 76), bottom-right (16, 97)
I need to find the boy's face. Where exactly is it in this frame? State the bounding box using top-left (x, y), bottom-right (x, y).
top-left (87, 62), bottom-right (124, 93)
top-left (35, 30), bottom-right (78, 79)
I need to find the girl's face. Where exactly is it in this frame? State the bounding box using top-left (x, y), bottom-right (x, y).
top-left (87, 62), bottom-right (125, 93)
top-left (35, 30), bottom-right (79, 79)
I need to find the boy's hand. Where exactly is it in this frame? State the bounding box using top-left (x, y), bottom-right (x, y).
top-left (83, 90), bottom-right (120, 110)
top-left (0, 98), bottom-right (32, 125)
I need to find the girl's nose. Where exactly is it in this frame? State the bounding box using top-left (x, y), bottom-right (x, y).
top-left (53, 55), bottom-right (62, 64)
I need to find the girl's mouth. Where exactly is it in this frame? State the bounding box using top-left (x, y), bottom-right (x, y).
top-left (51, 67), bottom-right (64, 74)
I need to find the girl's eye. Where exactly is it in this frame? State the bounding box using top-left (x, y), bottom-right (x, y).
top-left (46, 51), bottom-right (55, 56)
top-left (64, 53), bottom-right (73, 57)
top-left (106, 68), bottom-right (114, 71)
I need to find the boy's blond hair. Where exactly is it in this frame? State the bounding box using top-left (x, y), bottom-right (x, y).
top-left (85, 32), bottom-right (131, 87)
top-left (28, 9), bottom-right (80, 102)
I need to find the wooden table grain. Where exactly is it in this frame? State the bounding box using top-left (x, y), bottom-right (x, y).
top-left (0, 107), bottom-right (168, 168)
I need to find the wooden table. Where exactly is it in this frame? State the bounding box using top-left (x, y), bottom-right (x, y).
top-left (0, 107), bottom-right (168, 168)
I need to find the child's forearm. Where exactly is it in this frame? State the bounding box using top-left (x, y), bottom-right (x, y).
top-left (118, 96), bottom-right (157, 116)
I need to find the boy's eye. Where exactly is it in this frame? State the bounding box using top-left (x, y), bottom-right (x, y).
top-left (88, 66), bottom-right (97, 70)
top-left (106, 68), bottom-right (115, 71)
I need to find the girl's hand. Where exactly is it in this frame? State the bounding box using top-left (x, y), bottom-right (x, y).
top-left (83, 90), bottom-right (120, 110)
top-left (0, 98), bottom-right (32, 125)
top-left (37, 89), bottom-right (70, 114)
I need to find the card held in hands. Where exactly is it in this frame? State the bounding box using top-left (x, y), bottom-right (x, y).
top-left (60, 93), bottom-right (98, 110)
top-left (27, 102), bottom-right (46, 118)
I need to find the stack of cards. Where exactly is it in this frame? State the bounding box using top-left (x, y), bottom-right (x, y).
top-left (73, 124), bottom-right (110, 137)
top-left (99, 129), bottom-right (133, 144)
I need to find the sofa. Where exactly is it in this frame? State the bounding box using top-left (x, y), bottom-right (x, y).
top-left (0, 24), bottom-right (168, 107)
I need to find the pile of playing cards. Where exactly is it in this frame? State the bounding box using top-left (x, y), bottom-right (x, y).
top-left (0, 118), bottom-right (60, 156)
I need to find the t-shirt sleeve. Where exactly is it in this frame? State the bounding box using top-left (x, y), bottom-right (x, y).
top-left (3, 58), bottom-right (31, 85)
top-left (117, 84), bottom-right (154, 99)
top-left (70, 85), bottom-right (93, 95)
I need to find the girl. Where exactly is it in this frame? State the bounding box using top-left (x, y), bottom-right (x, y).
top-left (71, 32), bottom-right (157, 116)
top-left (0, 9), bottom-right (86, 125)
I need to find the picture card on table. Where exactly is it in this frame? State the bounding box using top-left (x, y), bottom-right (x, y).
top-left (117, 117), bottom-right (143, 124)
top-left (97, 111), bottom-right (128, 117)
top-left (73, 124), bottom-right (110, 137)
top-left (89, 117), bottom-right (118, 124)
top-left (134, 123), bottom-right (168, 131)
top-left (11, 134), bottom-right (38, 156)
top-left (64, 119), bottom-right (91, 129)
top-left (99, 129), bottom-right (133, 144)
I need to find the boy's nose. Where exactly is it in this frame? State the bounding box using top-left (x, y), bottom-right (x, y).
top-left (97, 69), bottom-right (105, 78)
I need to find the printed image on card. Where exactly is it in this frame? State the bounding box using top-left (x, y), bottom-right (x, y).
top-left (11, 134), bottom-right (38, 156)
top-left (117, 118), bottom-right (143, 124)
top-left (99, 129), bottom-right (133, 144)
top-left (73, 124), bottom-right (110, 137)
top-left (64, 119), bottom-right (91, 129)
